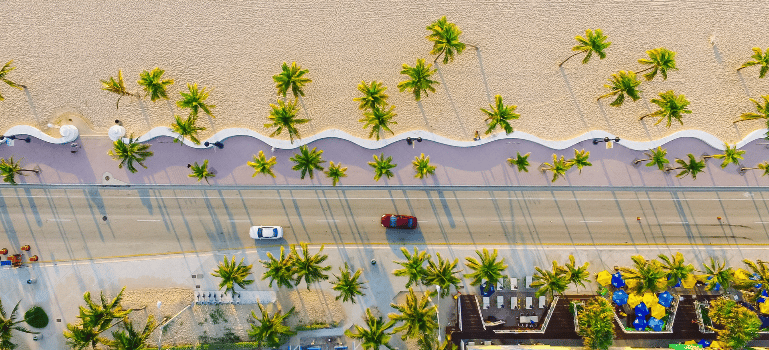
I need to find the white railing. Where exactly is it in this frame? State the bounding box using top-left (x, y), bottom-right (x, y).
top-left (458, 296), bottom-right (463, 331)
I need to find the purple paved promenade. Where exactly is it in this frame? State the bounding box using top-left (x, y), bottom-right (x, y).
top-left (2, 134), bottom-right (769, 187)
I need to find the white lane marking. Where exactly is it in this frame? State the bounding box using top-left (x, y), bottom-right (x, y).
top-left (579, 220), bottom-right (603, 223)
top-left (755, 222), bottom-right (769, 224)
top-left (492, 220), bottom-right (514, 222)
top-left (47, 218), bottom-right (71, 222)
top-left (667, 221), bottom-right (689, 224)
top-left (317, 219), bottom-right (339, 222)
top-left (228, 220), bottom-right (251, 222)
top-left (136, 219), bottom-right (161, 222)
top-left (6, 195), bottom-right (769, 201)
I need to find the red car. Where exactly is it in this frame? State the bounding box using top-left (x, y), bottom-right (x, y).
top-left (381, 214), bottom-right (418, 229)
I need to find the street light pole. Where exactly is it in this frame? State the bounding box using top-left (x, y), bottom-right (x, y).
top-left (434, 285), bottom-right (442, 343)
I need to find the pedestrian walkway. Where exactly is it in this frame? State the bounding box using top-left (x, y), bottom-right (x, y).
top-left (2, 130), bottom-right (769, 187)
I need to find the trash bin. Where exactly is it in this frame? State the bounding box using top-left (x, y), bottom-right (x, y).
top-left (33, 334), bottom-right (43, 341)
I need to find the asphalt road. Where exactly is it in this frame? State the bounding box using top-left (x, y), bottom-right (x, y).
top-left (1, 186), bottom-right (769, 262)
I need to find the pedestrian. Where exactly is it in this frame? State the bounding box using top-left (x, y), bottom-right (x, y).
top-left (70, 142), bottom-right (80, 153)
top-left (473, 130), bottom-right (480, 141)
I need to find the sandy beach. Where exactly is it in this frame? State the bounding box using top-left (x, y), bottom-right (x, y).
top-left (1, 1), bottom-right (769, 145)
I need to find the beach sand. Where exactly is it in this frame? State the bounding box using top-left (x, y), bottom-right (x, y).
top-left (1, 1), bottom-right (769, 145)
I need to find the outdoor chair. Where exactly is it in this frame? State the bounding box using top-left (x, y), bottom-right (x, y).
top-left (511, 297), bottom-right (518, 309)
top-left (525, 296), bottom-right (533, 309)
top-left (510, 277), bottom-right (518, 290)
top-left (497, 295), bottom-right (504, 308)
top-left (526, 276), bottom-right (533, 288)
top-left (497, 278), bottom-right (504, 290)
top-left (539, 296), bottom-right (546, 308)
top-left (483, 296), bottom-right (490, 309)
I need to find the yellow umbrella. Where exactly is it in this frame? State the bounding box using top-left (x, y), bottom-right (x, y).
top-left (760, 301), bottom-right (769, 314)
top-left (628, 293), bottom-right (643, 308)
top-left (684, 340), bottom-right (697, 345)
top-left (682, 274), bottom-right (697, 289)
top-left (734, 269), bottom-right (749, 281)
top-left (651, 303), bottom-right (666, 319)
top-left (643, 292), bottom-right (658, 306)
top-left (710, 341), bottom-right (723, 349)
top-left (626, 279), bottom-right (638, 290)
top-left (597, 270), bottom-right (612, 286)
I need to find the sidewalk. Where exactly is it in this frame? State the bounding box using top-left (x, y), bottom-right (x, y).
top-left (2, 132), bottom-right (769, 187)
top-left (2, 244), bottom-right (768, 350)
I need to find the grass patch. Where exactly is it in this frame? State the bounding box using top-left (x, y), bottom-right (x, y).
top-left (209, 308), bottom-right (227, 325)
top-left (24, 306), bottom-right (49, 328)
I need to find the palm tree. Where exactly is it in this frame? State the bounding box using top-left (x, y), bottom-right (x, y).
top-left (0, 157), bottom-right (39, 185)
top-left (64, 323), bottom-right (104, 350)
top-left (559, 29), bottom-right (611, 67)
top-left (700, 257), bottom-right (734, 291)
top-left (418, 334), bottom-right (458, 350)
top-left (176, 83), bottom-right (215, 118)
top-left (464, 248), bottom-right (508, 293)
top-left (733, 96), bottom-right (769, 124)
top-left (412, 153), bottom-right (436, 179)
top-left (369, 153), bottom-right (397, 181)
top-left (734, 259), bottom-right (769, 293)
top-left (740, 161), bottom-right (769, 176)
top-left (737, 47), bottom-right (769, 78)
top-left (480, 95), bottom-right (520, 135)
top-left (389, 288), bottom-right (438, 341)
top-left (531, 261), bottom-right (571, 298)
top-left (170, 114), bottom-right (205, 145)
top-left (137, 67), bottom-right (173, 102)
top-left (248, 151), bottom-right (278, 178)
top-left (619, 255), bottom-right (667, 295)
top-left (398, 59), bottom-right (439, 102)
top-left (188, 160), bottom-right (215, 184)
top-left (108, 315), bottom-right (156, 350)
top-left (264, 98), bottom-right (309, 144)
top-left (633, 147), bottom-right (670, 170)
top-left (1, 298), bottom-right (38, 350)
top-left (0, 60), bottom-right (23, 101)
top-left (260, 246), bottom-right (296, 289)
top-left (423, 252), bottom-right (462, 298)
top-left (77, 287), bottom-right (132, 336)
top-left (569, 149), bottom-right (592, 173)
top-left (639, 91), bottom-right (691, 127)
top-left (507, 152), bottom-right (530, 172)
top-left (108, 136), bottom-right (153, 174)
top-left (704, 143), bottom-right (745, 169)
top-left (273, 62), bottom-right (312, 98)
top-left (346, 309), bottom-right (396, 350)
top-left (101, 70), bottom-right (136, 109)
top-left (658, 252), bottom-right (695, 288)
top-left (211, 256), bottom-right (254, 297)
top-left (325, 161), bottom-right (347, 186)
top-left (669, 154), bottom-right (706, 180)
top-left (248, 303), bottom-right (296, 349)
top-left (332, 263), bottom-right (366, 304)
top-left (637, 48), bottom-right (678, 81)
top-left (597, 71), bottom-right (642, 107)
top-left (540, 154), bottom-right (572, 183)
top-left (565, 255), bottom-right (591, 290)
top-left (360, 105), bottom-right (397, 140)
top-left (426, 16), bottom-right (474, 64)
top-left (393, 247), bottom-right (430, 288)
top-left (354, 81), bottom-right (389, 110)
top-left (291, 242), bottom-right (331, 289)
top-left (290, 145), bottom-right (325, 180)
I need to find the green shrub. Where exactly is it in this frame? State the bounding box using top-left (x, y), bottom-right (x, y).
top-left (24, 306), bottom-right (49, 328)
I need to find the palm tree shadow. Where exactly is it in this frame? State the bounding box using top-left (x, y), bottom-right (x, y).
top-left (298, 96), bottom-right (315, 135)
top-left (596, 100), bottom-right (615, 132)
top-left (416, 101), bottom-right (432, 131)
top-left (136, 98), bottom-right (153, 129)
top-left (736, 71), bottom-right (751, 96)
top-left (475, 49), bottom-right (493, 105)
top-left (166, 100), bottom-right (176, 117)
top-left (206, 114), bottom-right (218, 137)
top-left (435, 64), bottom-right (469, 139)
top-left (23, 87), bottom-right (41, 127)
top-left (558, 67), bottom-right (589, 129)
top-left (712, 44), bottom-right (724, 65)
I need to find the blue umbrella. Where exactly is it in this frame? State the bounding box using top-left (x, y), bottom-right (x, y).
top-left (758, 296), bottom-right (766, 304)
top-left (633, 316), bottom-right (648, 331)
top-left (612, 272), bottom-right (626, 288)
top-left (613, 290), bottom-right (629, 305)
top-left (648, 317), bottom-right (664, 331)
top-left (635, 302), bottom-right (649, 317)
top-left (667, 275), bottom-right (682, 288)
top-left (698, 340), bottom-right (711, 348)
top-left (658, 291), bottom-right (673, 307)
top-left (762, 290), bottom-right (769, 297)
top-left (480, 282), bottom-right (495, 297)
top-left (712, 282), bottom-right (721, 291)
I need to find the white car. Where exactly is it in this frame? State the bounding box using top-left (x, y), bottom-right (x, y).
top-left (249, 226), bottom-right (283, 239)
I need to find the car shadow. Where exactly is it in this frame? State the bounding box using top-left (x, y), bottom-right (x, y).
top-left (385, 226), bottom-right (426, 248)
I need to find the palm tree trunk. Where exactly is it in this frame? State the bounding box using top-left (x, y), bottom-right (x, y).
top-left (736, 65), bottom-right (748, 71)
top-left (633, 158), bottom-right (652, 165)
top-left (635, 67), bottom-right (654, 74)
top-left (19, 168), bottom-right (39, 174)
top-left (466, 43), bottom-right (479, 50)
top-left (559, 52), bottom-right (584, 67)
top-left (433, 49), bottom-right (446, 64)
top-left (639, 113), bottom-right (655, 121)
top-left (732, 118), bottom-right (756, 124)
top-left (596, 92), bottom-right (614, 101)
